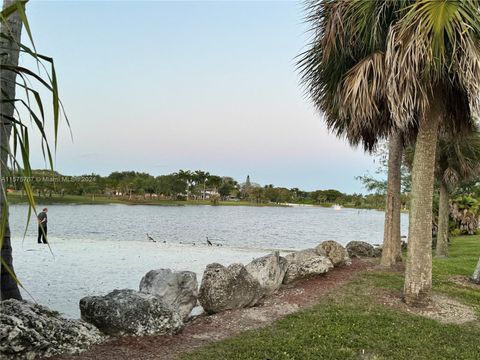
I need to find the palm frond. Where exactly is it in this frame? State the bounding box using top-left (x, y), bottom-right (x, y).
top-left (386, 0), bottom-right (480, 127)
top-left (298, 0), bottom-right (414, 152)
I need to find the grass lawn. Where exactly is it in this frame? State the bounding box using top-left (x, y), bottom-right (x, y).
top-left (181, 236), bottom-right (480, 360)
top-left (5, 193), bottom-right (286, 207)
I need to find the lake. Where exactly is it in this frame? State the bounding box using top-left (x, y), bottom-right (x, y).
top-left (10, 204), bottom-right (409, 249)
top-left (9, 204), bottom-right (409, 318)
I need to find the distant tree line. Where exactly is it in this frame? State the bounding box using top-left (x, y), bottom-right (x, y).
top-left (4, 169), bottom-right (385, 208)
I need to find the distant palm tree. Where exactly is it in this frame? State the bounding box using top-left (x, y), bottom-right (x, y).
top-left (435, 127), bottom-right (480, 257)
top-left (174, 170), bottom-right (193, 199)
top-left (300, 0), bottom-right (480, 305)
top-left (194, 170), bottom-right (210, 200)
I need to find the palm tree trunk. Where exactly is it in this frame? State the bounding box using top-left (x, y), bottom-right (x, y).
top-left (436, 181), bottom-right (449, 257)
top-left (404, 92), bottom-right (442, 307)
top-left (472, 257), bottom-right (480, 284)
top-left (0, 0), bottom-right (23, 300)
top-left (381, 131), bottom-right (403, 267)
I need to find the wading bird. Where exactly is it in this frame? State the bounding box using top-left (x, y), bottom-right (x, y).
top-left (146, 233), bottom-right (155, 242)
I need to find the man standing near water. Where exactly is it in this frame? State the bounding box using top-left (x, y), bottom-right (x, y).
top-left (37, 208), bottom-right (48, 244)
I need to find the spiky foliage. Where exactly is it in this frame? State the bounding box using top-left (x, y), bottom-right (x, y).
top-left (386, 0), bottom-right (480, 129)
top-left (299, 0), bottom-right (480, 304)
top-left (1, 0), bottom-right (68, 299)
top-left (299, 0), bottom-right (480, 148)
top-left (438, 125), bottom-right (480, 189)
top-left (403, 122), bottom-right (480, 185)
top-left (298, 0), bottom-right (412, 151)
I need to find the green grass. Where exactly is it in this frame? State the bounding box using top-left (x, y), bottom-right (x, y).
top-left (5, 194), bottom-right (287, 207)
top-left (181, 236), bottom-right (480, 360)
top-left (6, 193), bottom-right (383, 210)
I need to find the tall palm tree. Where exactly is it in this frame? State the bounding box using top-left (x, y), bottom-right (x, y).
top-left (435, 127), bottom-right (480, 257)
top-left (300, 0), bottom-right (480, 305)
top-left (0, 0), bottom-right (23, 300)
top-left (298, 0), bottom-right (412, 268)
top-left (386, 1), bottom-right (480, 305)
top-left (1, 0), bottom-right (65, 300)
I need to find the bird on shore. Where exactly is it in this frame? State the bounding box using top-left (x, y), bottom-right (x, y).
top-left (146, 233), bottom-right (156, 242)
top-left (206, 236), bottom-right (213, 246)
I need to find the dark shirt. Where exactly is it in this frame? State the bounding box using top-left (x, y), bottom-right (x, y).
top-left (38, 211), bottom-right (47, 226)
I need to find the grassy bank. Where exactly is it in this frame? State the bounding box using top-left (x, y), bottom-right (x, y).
top-left (182, 236), bottom-right (480, 360)
top-left (5, 194), bottom-right (287, 207)
top-left (6, 193), bottom-right (388, 210)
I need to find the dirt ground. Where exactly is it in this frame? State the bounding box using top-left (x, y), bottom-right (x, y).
top-left (378, 283), bottom-right (478, 325)
top-left (50, 259), bottom-right (371, 360)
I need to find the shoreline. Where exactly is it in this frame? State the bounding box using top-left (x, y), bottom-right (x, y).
top-left (7, 194), bottom-right (387, 211)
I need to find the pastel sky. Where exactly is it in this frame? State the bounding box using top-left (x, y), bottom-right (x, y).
top-left (20, 0), bottom-right (378, 193)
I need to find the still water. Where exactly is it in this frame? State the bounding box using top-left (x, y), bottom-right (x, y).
top-left (9, 204), bottom-right (410, 318)
top-left (10, 203), bottom-right (409, 249)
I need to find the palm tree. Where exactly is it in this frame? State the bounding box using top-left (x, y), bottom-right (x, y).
top-left (298, 0), bottom-right (412, 268)
top-left (1, 0), bottom-right (65, 300)
top-left (386, 1), bottom-right (480, 306)
top-left (193, 170), bottom-right (210, 200)
top-left (174, 170), bottom-right (194, 199)
top-left (435, 127), bottom-right (480, 257)
top-left (300, 0), bottom-right (480, 305)
top-left (0, 0), bottom-right (23, 300)
top-left (381, 133), bottom-right (404, 266)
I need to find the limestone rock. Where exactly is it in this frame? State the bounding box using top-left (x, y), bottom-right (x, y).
top-left (79, 289), bottom-right (183, 336)
top-left (245, 251), bottom-right (288, 295)
top-left (373, 246), bottom-right (383, 258)
top-left (198, 263), bottom-right (263, 314)
top-left (283, 249), bottom-right (333, 284)
top-left (315, 240), bottom-right (351, 266)
top-left (139, 269), bottom-right (198, 320)
top-left (0, 299), bottom-right (103, 360)
top-left (346, 241), bottom-right (375, 258)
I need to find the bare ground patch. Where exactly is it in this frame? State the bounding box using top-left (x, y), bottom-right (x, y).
top-left (379, 291), bottom-right (477, 325)
top-left (449, 275), bottom-right (480, 290)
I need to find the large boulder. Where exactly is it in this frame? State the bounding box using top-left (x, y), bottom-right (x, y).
top-left (245, 251), bottom-right (288, 296)
top-left (471, 258), bottom-right (480, 284)
top-left (346, 241), bottom-right (375, 258)
top-left (139, 269), bottom-right (198, 321)
top-left (0, 299), bottom-right (103, 360)
top-left (315, 240), bottom-right (351, 266)
top-left (283, 249), bottom-right (334, 284)
top-left (79, 289), bottom-right (183, 336)
top-left (198, 263), bottom-right (263, 314)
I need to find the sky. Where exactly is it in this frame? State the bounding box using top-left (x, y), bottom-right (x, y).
top-left (19, 0), bottom-right (379, 193)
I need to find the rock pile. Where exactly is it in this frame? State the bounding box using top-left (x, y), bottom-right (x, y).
top-left (198, 263), bottom-right (263, 314)
top-left (245, 251), bottom-right (288, 296)
top-left (346, 241), bottom-right (376, 258)
top-left (283, 249), bottom-right (333, 284)
top-left (0, 299), bottom-right (103, 360)
top-left (315, 240), bottom-right (351, 266)
top-left (80, 289), bottom-right (184, 336)
top-left (139, 269), bottom-right (198, 321)
top-left (2, 239), bottom-right (378, 359)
